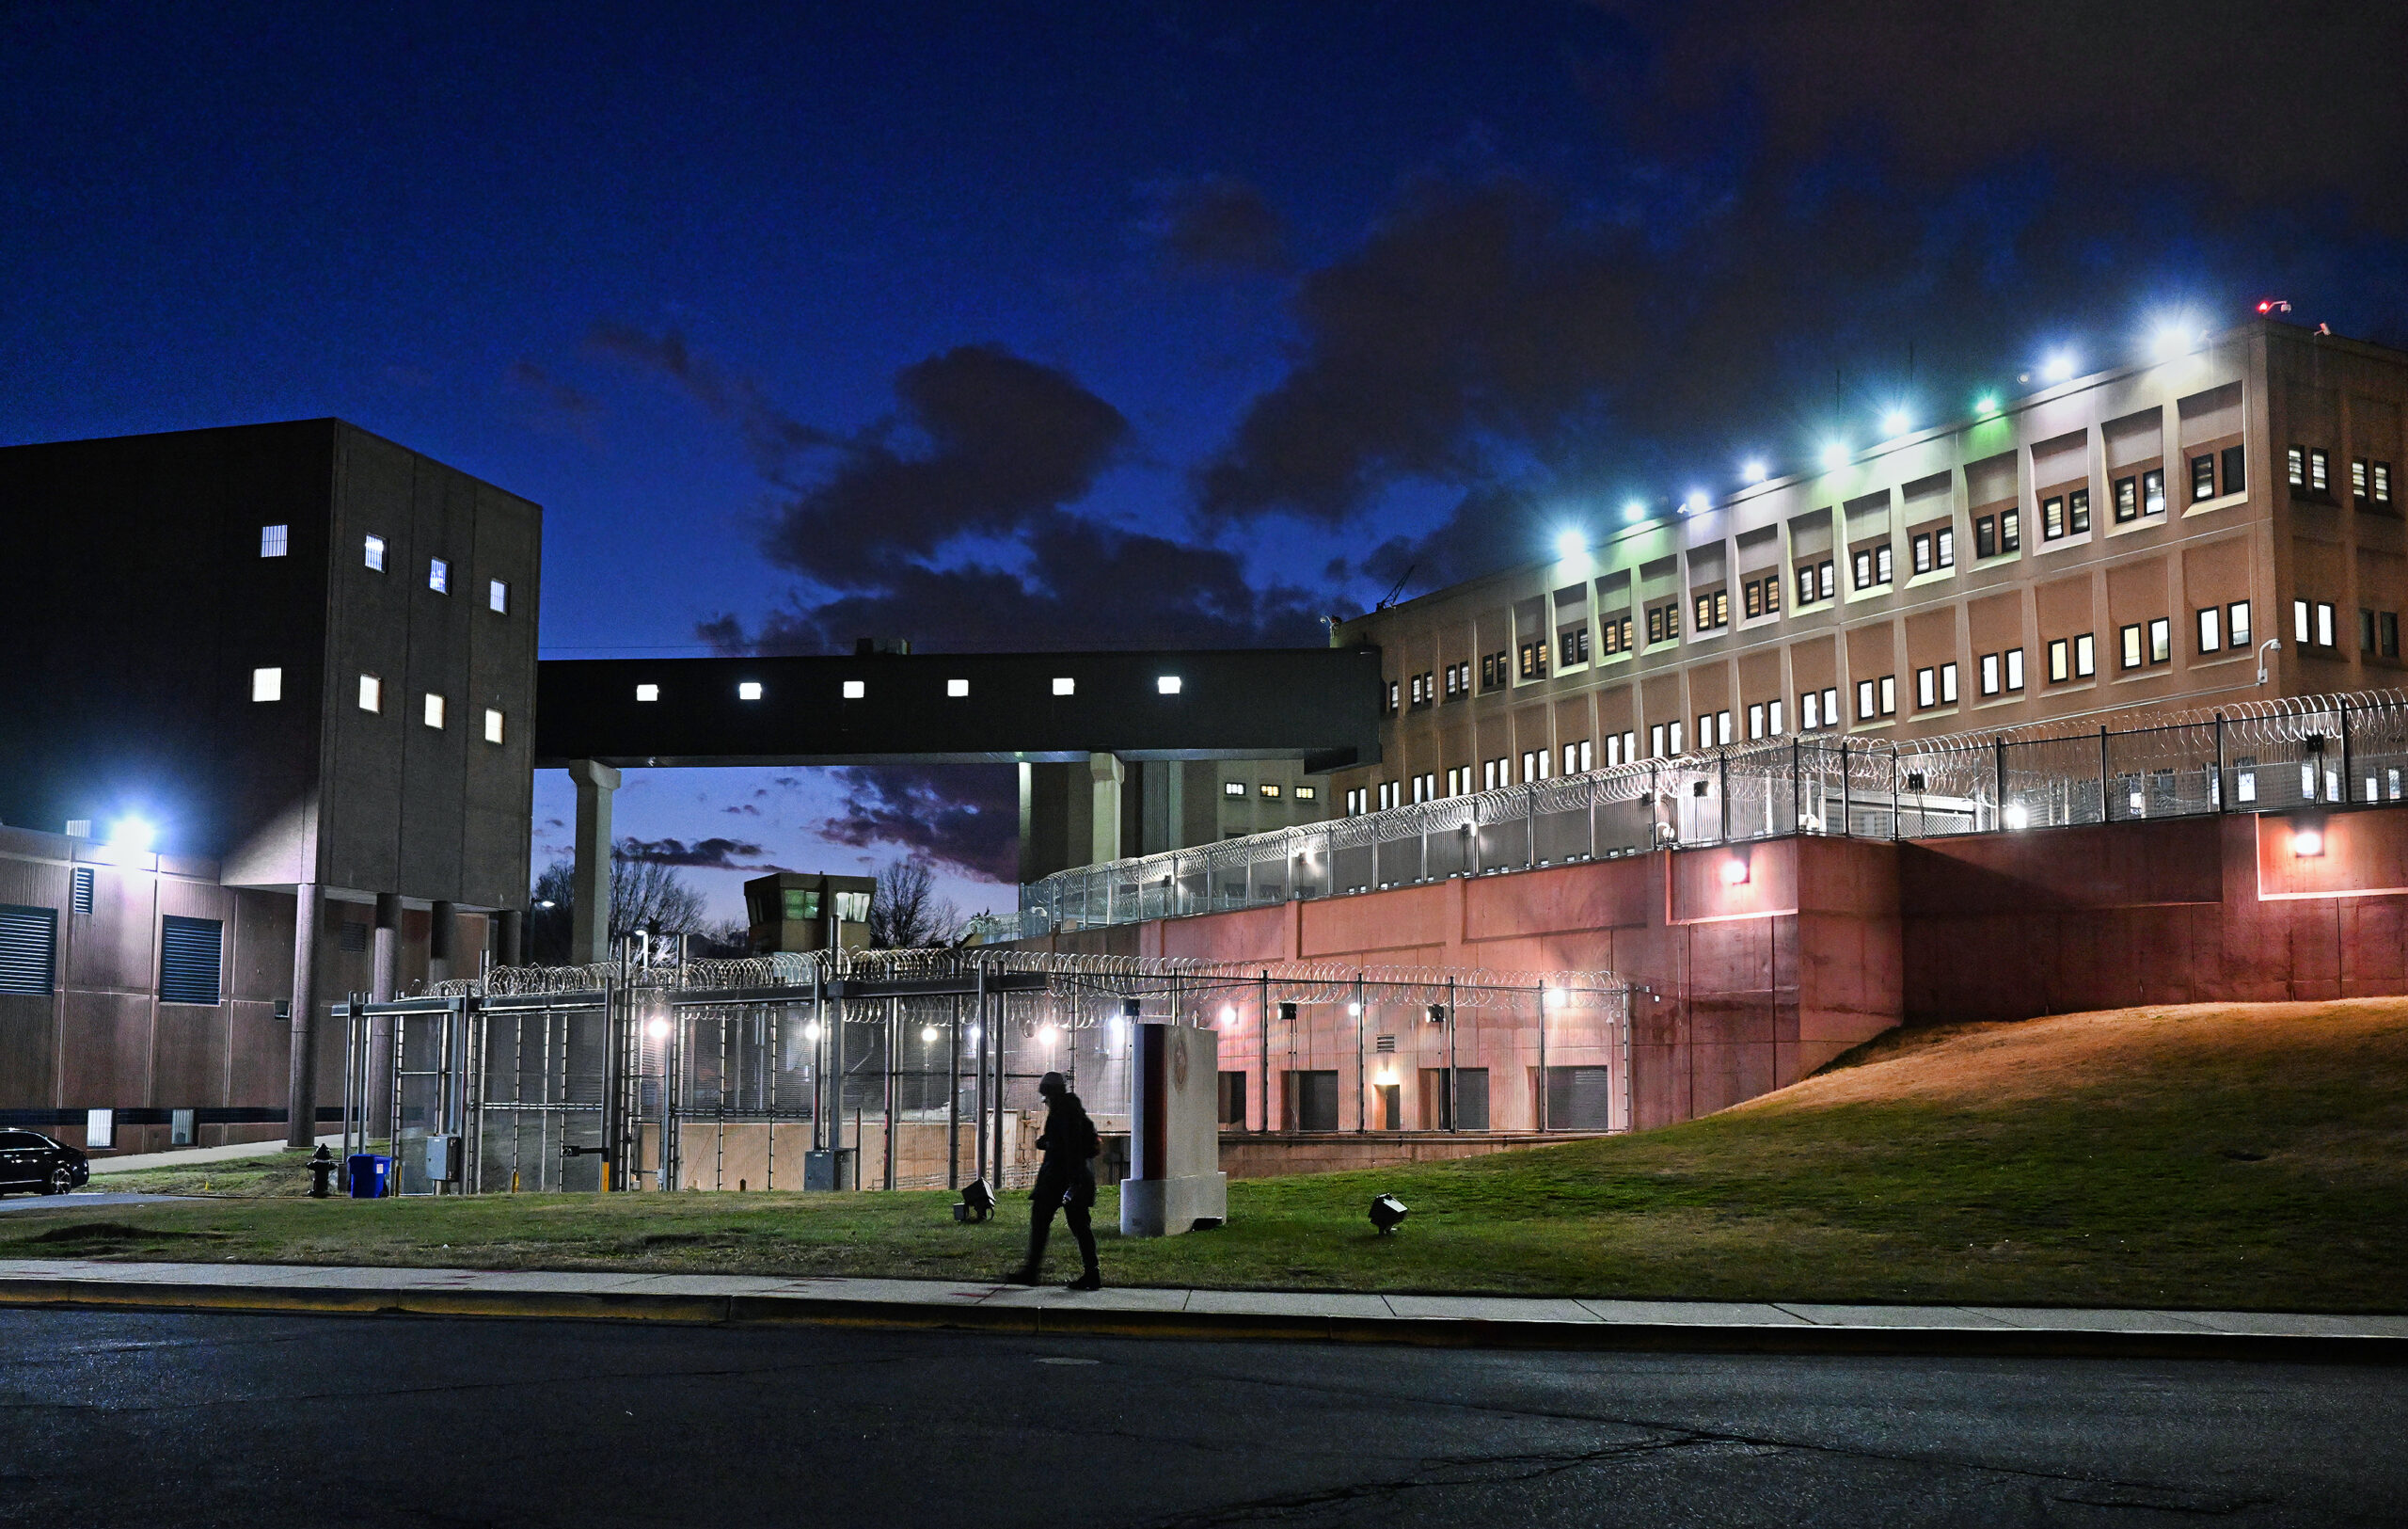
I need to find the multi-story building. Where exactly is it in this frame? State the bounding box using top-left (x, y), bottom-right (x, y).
top-left (0, 420), bottom-right (541, 1154)
top-left (1331, 318), bottom-right (2407, 808)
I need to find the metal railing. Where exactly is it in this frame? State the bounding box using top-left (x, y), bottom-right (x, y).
top-left (1010, 688), bottom-right (2408, 938)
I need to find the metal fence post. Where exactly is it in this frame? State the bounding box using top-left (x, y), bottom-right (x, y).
top-left (1536, 982), bottom-right (1549, 1134)
top-left (2099, 725), bottom-right (2111, 822)
top-left (1840, 741), bottom-right (1851, 836)
top-left (1259, 969), bottom-right (1271, 1132)
top-left (882, 995), bottom-right (897, 1191)
top-left (2341, 697), bottom-right (2353, 801)
top-left (1790, 736), bottom-right (1801, 834)
top-left (1891, 744), bottom-right (1902, 840)
top-left (946, 992), bottom-right (960, 1191)
top-left (2214, 712), bottom-right (2226, 811)
top-left (1994, 736), bottom-right (2008, 828)
top-left (1354, 973), bottom-right (1367, 1134)
top-left (1446, 976), bottom-right (1458, 1134)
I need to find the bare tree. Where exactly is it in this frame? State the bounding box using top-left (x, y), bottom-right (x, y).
top-left (610, 842), bottom-right (709, 939)
top-left (869, 858), bottom-right (964, 948)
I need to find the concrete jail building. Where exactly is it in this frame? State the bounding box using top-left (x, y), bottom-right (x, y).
top-left (1328, 318), bottom-right (2408, 812)
top-left (0, 420), bottom-right (540, 1155)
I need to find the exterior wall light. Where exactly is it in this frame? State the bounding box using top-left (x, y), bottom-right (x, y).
top-left (1053, 677), bottom-right (1076, 696)
top-left (1719, 856), bottom-right (1751, 886)
top-left (841, 679), bottom-right (865, 699)
top-left (1157, 675), bottom-right (1182, 694)
top-left (920, 1025), bottom-right (940, 1043)
top-left (636, 683), bottom-right (659, 702)
top-left (645, 1017), bottom-right (671, 1041)
top-left (1217, 1005), bottom-right (1236, 1026)
top-left (737, 681), bottom-right (763, 701)
top-left (2291, 827), bottom-right (2324, 857)
top-left (1037, 1023), bottom-right (1060, 1045)
top-left (947, 678), bottom-right (970, 697)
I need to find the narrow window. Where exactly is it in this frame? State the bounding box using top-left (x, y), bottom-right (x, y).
top-left (2384, 613), bottom-right (2400, 659)
top-left (1937, 527), bottom-right (1956, 566)
top-left (1916, 668), bottom-right (1936, 709)
top-left (1713, 590), bottom-right (1728, 627)
top-left (1669, 721), bottom-right (1685, 753)
top-left (1878, 675), bottom-right (1896, 715)
top-left (1876, 545), bottom-right (1893, 583)
top-left (364, 534), bottom-right (386, 571)
top-left (2149, 617), bottom-right (2170, 663)
top-left (423, 693), bottom-right (446, 729)
top-left (357, 674), bottom-right (382, 712)
top-left (2376, 463), bottom-right (2393, 503)
top-left (2295, 598), bottom-right (2312, 644)
top-left (2115, 476), bottom-right (2138, 522)
top-left (1260, 783), bottom-right (1282, 799)
top-left (488, 579), bottom-right (509, 613)
top-left (251, 666), bottom-right (282, 703)
top-left (1857, 680), bottom-right (1876, 721)
top-left (1913, 533), bottom-right (1933, 571)
top-left (1802, 691), bottom-right (1821, 730)
top-left (1744, 581), bottom-right (1762, 619)
top-left (2068, 488), bottom-right (2090, 534)
top-left (2198, 607), bottom-right (2222, 654)
top-left (1764, 575), bottom-right (1780, 613)
top-left (483, 709), bottom-right (504, 744)
top-left (1224, 780), bottom-right (1244, 798)
top-left (2005, 647), bottom-right (2024, 691)
top-left (2042, 497), bottom-right (2065, 540)
top-left (2310, 450), bottom-right (2330, 493)
top-left (2075, 633), bottom-right (2096, 677)
top-left (1822, 686), bottom-right (1838, 724)
top-left (1819, 561), bottom-right (1835, 600)
top-left (260, 524), bottom-right (289, 557)
top-left (2318, 601), bottom-right (2336, 647)
top-left (2049, 639), bottom-right (2069, 682)
top-left (1980, 653), bottom-right (2000, 695)
top-left (1853, 549), bottom-right (1872, 590)
top-left (2288, 446), bottom-right (2305, 487)
top-left (71, 868), bottom-right (94, 917)
top-left (1748, 704), bottom-right (1765, 741)
top-left (428, 558), bottom-right (450, 594)
top-left (1298, 785), bottom-right (1316, 802)
top-left (1941, 661), bottom-right (1958, 703)
top-left (2356, 459), bottom-right (2372, 499)
top-left (2120, 625), bottom-right (2143, 669)
top-left (1650, 725), bottom-right (1666, 758)
top-left (1975, 517), bottom-right (1997, 558)
top-left (2362, 609), bottom-right (2378, 654)
top-left (1768, 699), bottom-right (1784, 735)
top-left (2229, 601), bottom-right (2252, 648)
top-left (2143, 469), bottom-right (2165, 516)
top-left (2191, 454), bottom-right (2216, 502)
top-left (2001, 509), bottom-right (2020, 550)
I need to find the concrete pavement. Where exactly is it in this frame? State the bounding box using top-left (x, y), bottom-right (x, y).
top-left (1, 1257), bottom-right (2400, 1362)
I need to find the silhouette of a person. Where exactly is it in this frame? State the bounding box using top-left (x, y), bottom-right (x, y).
top-left (1009, 1070), bottom-right (1101, 1291)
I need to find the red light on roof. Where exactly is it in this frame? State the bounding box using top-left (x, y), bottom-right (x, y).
top-left (2258, 300), bottom-right (2272, 313)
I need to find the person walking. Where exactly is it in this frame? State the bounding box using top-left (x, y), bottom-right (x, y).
top-left (1008, 1070), bottom-right (1101, 1291)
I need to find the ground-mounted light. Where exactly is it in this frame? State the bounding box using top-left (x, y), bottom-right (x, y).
top-left (1368, 1193), bottom-right (1409, 1234)
top-left (920, 1025), bottom-right (940, 1043)
top-left (2291, 826), bottom-right (2324, 857)
top-left (2003, 803), bottom-right (2030, 831)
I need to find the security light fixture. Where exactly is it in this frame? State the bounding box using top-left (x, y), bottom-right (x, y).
top-left (1554, 528), bottom-right (1586, 560)
top-left (1277, 1000), bottom-right (1298, 1024)
top-left (1719, 856), bottom-right (1751, 886)
top-left (536, 899), bottom-right (556, 910)
top-left (801, 1021), bottom-right (823, 1042)
top-left (2040, 349), bottom-right (2077, 384)
top-left (1881, 408), bottom-right (1910, 437)
top-left (1543, 986), bottom-right (1567, 1010)
top-left (636, 683), bottom-right (659, 702)
top-left (2152, 320), bottom-right (2200, 361)
top-left (2003, 804), bottom-right (2030, 831)
top-left (1622, 498), bottom-right (1648, 522)
top-left (1217, 1004), bottom-right (1236, 1026)
top-left (1819, 440), bottom-right (1848, 471)
top-left (1741, 459), bottom-right (1767, 485)
top-left (956, 1178), bottom-right (995, 1222)
top-left (1683, 490), bottom-right (1710, 515)
top-left (1052, 677), bottom-right (1076, 695)
top-left (2291, 827), bottom-right (2324, 858)
top-left (1425, 1003), bottom-right (1447, 1026)
top-left (947, 677), bottom-right (970, 696)
top-left (1974, 394), bottom-right (2001, 417)
top-left (645, 1017), bottom-right (670, 1041)
top-left (107, 816), bottom-right (155, 853)
top-left (1037, 1022), bottom-right (1059, 1045)
top-left (1157, 675), bottom-right (1182, 694)
top-left (842, 680), bottom-right (865, 699)
top-left (1347, 1001), bottom-right (1361, 1016)
top-left (2257, 637), bottom-right (2282, 685)
top-left (920, 1025), bottom-right (940, 1043)
top-left (1368, 1193), bottom-right (1409, 1234)
top-left (737, 681), bottom-right (763, 701)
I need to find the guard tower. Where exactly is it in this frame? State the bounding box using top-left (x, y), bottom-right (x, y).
top-left (742, 871), bottom-right (875, 954)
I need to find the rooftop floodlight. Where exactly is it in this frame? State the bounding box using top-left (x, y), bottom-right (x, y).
top-left (1974, 393), bottom-right (2001, 417)
top-left (2003, 803), bottom-right (2030, 831)
top-left (1623, 498), bottom-right (1649, 523)
top-left (1683, 490), bottom-right (1711, 515)
top-left (1555, 527), bottom-right (1587, 560)
top-left (2291, 826), bottom-right (2324, 858)
top-left (2257, 298), bottom-right (2290, 314)
top-left (1819, 439), bottom-right (1848, 471)
top-left (1156, 674), bottom-right (1182, 694)
top-left (2040, 348), bottom-right (2077, 383)
top-left (1881, 407), bottom-right (1910, 437)
top-left (1741, 458), bottom-right (1767, 485)
top-left (106, 816), bottom-right (155, 853)
top-left (1368, 1193), bottom-right (1410, 1234)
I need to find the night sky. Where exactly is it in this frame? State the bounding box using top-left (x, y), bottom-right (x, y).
top-left (8, 2), bottom-right (2405, 925)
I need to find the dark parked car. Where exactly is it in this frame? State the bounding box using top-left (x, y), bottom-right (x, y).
top-left (0, 1130), bottom-right (89, 1195)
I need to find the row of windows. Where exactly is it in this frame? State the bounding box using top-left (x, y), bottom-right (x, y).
top-left (264, 524), bottom-right (515, 613)
top-left (1221, 780), bottom-right (1317, 801)
top-left (249, 667), bottom-right (509, 742)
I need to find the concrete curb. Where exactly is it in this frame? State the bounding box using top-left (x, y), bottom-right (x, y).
top-left (1, 1275), bottom-right (2401, 1363)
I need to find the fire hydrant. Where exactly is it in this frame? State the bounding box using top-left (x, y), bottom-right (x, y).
top-left (307, 1144), bottom-right (338, 1199)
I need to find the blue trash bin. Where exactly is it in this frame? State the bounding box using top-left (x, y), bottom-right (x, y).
top-left (346, 1154), bottom-right (391, 1199)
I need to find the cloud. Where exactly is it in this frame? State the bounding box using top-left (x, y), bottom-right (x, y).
top-left (614, 836), bottom-right (767, 868)
top-left (1602, 0), bottom-right (2408, 235)
top-left (1138, 174), bottom-right (1290, 276)
top-left (816, 766), bottom-right (1018, 883)
top-left (588, 322), bottom-right (837, 474)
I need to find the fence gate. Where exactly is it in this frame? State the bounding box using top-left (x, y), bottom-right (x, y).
top-left (477, 988), bottom-right (621, 1193)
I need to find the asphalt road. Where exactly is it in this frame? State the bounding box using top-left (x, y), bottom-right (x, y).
top-left (0, 1308), bottom-right (2400, 1527)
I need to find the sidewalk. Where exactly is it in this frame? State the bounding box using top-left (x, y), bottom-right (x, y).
top-left (2, 1258), bottom-right (2401, 1362)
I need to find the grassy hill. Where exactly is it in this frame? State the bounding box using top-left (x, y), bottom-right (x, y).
top-left (11, 998), bottom-right (2406, 1311)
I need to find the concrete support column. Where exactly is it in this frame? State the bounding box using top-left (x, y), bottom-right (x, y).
top-left (285, 883), bottom-right (321, 1150)
top-left (496, 908), bottom-right (524, 967)
top-left (1088, 751), bottom-right (1125, 865)
top-left (370, 893), bottom-right (401, 1002)
top-left (427, 900), bottom-right (457, 988)
top-left (568, 759), bottom-right (622, 964)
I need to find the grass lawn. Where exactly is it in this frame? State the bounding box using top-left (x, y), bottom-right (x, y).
top-left (8, 998), bottom-right (2405, 1312)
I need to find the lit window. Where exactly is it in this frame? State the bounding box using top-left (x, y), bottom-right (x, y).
top-left (2289, 445), bottom-right (2305, 486)
top-left (2143, 470), bottom-right (2165, 517)
top-left (1878, 676), bottom-right (1896, 715)
top-left (1857, 679), bottom-right (1876, 720)
top-left (358, 674), bottom-right (381, 712)
top-left (2120, 624), bottom-right (2144, 669)
top-left (2192, 454), bottom-right (2216, 502)
top-left (1768, 700), bottom-right (1784, 735)
top-left (947, 678), bottom-right (970, 697)
top-left (1224, 780), bottom-right (1245, 797)
top-left (364, 534), bottom-right (386, 571)
top-left (1295, 785), bottom-right (1317, 801)
top-left (842, 680), bottom-right (865, 699)
top-left (1053, 677), bottom-right (1075, 696)
top-left (1259, 783), bottom-right (1282, 799)
top-left (260, 524), bottom-right (288, 557)
top-left (428, 558), bottom-right (449, 594)
top-left (1917, 668), bottom-right (1936, 709)
top-left (1980, 654), bottom-right (2000, 696)
top-left (251, 667), bottom-right (281, 703)
top-left (488, 579), bottom-right (509, 613)
top-left (2230, 602), bottom-right (2252, 648)
top-left (738, 681), bottom-right (764, 701)
top-left (2198, 608), bottom-right (2222, 653)
top-left (2149, 618), bottom-right (2170, 663)
top-left (2069, 489), bottom-right (2090, 534)
top-left (1941, 661), bottom-right (1958, 703)
top-left (636, 683), bottom-right (660, 702)
top-left (422, 693), bottom-right (446, 729)
top-left (1937, 527), bottom-right (1955, 566)
top-left (2295, 598), bottom-right (2311, 644)
top-left (2005, 648), bottom-right (2024, 691)
top-left (2375, 462), bottom-right (2393, 504)
top-left (1157, 675), bottom-right (1182, 694)
top-left (2318, 601), bottom-right (2336, 647)
top-left (483, 709), bottom-right (504, 744)
top-left (2310, 450), bottom-right (2330, 493)
top-left (2075, 633), bottom-right (2096, 677)
top-left (1802, 691), bottom-right (1821, 729)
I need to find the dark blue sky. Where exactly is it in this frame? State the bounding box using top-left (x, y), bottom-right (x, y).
top-left (8, 1), bottom-right (2405, 923)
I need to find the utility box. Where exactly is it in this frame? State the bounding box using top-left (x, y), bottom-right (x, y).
top-left (424, 1134), bottom-right (463, 1184)
top-left (1120, 1023), bottom-right (1228, 1237)
top-left (802, 1148), bottom-right (853, 1191)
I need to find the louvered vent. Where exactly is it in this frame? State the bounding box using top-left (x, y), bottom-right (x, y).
top-left (159, 916), bottom-right (224, 1006)
top-left (0, 904), bottom-right (56, 995)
